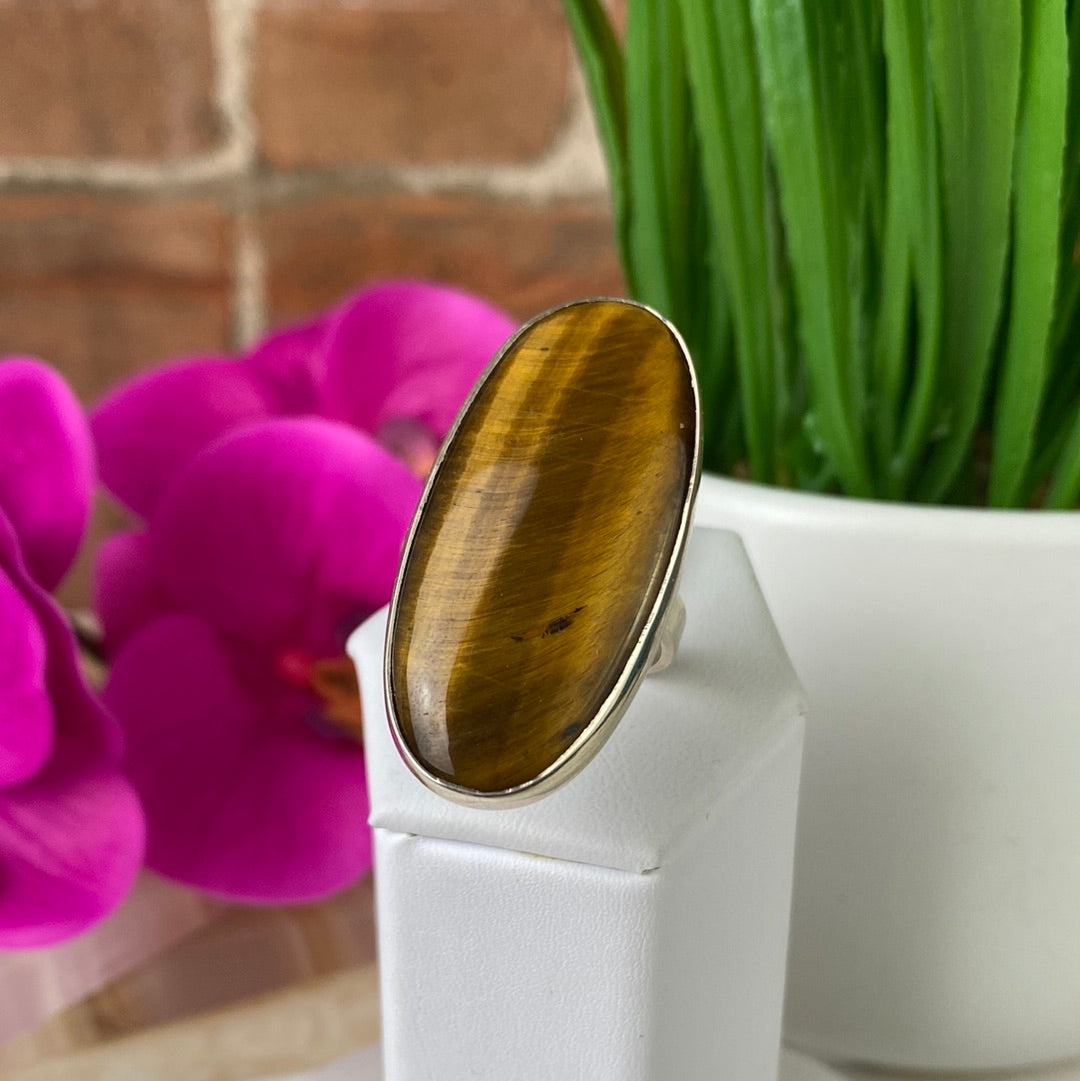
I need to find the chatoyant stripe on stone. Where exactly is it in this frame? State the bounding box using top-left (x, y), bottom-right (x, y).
top-left (385, 298), bottom-right (699, 803)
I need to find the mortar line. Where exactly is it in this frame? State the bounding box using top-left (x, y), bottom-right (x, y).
top-left (234, 209), bottom-right (268, 348)
top-left (0, 34), bottom-right (606, 202)
top-left (394, 61), bottom-right (609, 202)
top-left (210, 0), bottom-right (258, 172)
top-left (209, 0), bottom-right (264, 349)
top-left (0, 0), bottom-right (254, 190)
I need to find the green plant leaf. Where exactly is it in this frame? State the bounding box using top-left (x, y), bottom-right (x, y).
top-left (989, 0), bottom-right (1068, 507)
top-left (849, 2), bottom-right (887, 247)
top-left (687, 146), bottom-right (738, 474)
top-left (563, 0), bottom-right (1078, 507)
top-left (1045, 400), bottom-right (1080, 506)
top-left (678, 0), bottom-right (778, 481)
top-left (873, 12), bottom-right (913, 468)
top-left (807, 1), bottom-right (881, 474)
top-left (916, 0), bottom-right (1022, 502)
top-left (624, 0), bottom-right (691, 321)
top-left (624, 0), bottom-right (737, 473)
top-left (749, 0), bottom-right (873, 495)
top-left (878, 0), bottom-right (944, 499)
top-left (1037, 0), bottom-right (1080, 485)
top-left (1054, 0), bottom-right (1080, 305)
top-left (560, 0), bottom-right (632, 286)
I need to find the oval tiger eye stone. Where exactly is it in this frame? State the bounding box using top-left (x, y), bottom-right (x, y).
top-left (386, 299), bottom-right (698, 799)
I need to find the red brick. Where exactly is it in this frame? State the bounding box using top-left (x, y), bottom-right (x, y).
top-left (0, 193), bottom-right (233, 606)
top-left (0, 0), bottom-right (220, 159)
top-left (260, 192), bottom-right (625, 325)
top-left (255, 0), bottom-right (570, 167)
top-left (0, 194), bottom-right (233, 400)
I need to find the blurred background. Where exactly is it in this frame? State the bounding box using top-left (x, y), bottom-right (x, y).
top-left (0, 0), bottom-right (625, 609)
top-left (0, 4), bottom-right (627, 1074)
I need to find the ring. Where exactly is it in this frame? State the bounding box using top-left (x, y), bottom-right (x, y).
top-left (383, 297), bottom-right (700, 807)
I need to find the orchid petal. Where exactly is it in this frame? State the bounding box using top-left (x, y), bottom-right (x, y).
top-left (0, 738), bottom-right (144, 948)
top-left (0, 513), bottom-right (122, 760)
top-left (104, 615), bottom-right (371, 902)
top-left (95, 531), bottom-right (173, 655)
top-left (92, 357), bottom-right (275, 519)
top-left (0, 358), bottom-right (93, 591)
top-left (148, 419), bottom-right (421, 655)
top-left (246, 315), bottom-right (330, 415)
top-left (0, 564), bottom-right (52, 787)
top-left (321, 281), bottom-right (515, 443)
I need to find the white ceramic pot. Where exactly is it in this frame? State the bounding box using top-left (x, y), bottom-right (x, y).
top-left (694, 474), bottom-right (1080, 1072)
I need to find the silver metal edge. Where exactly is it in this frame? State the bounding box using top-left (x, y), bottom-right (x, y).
top-left (383, 296), bottom-right (703, 809)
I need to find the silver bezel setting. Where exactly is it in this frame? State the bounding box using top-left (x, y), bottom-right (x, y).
top-left (383, 297), bottom-right (702, 808)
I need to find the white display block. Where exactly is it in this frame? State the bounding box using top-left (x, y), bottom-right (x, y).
top-left (349, 527), bottom-right (805, 1081)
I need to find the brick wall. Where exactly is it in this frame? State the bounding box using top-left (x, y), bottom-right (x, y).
top-left (0, 0), bottom-right (625, 604)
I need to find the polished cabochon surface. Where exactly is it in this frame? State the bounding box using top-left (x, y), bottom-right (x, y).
top-left (386, 299), bottom-right (697, 801)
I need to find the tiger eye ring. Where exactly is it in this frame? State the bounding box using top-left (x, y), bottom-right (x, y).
top-left (383, 298), bottom-right (701, 807)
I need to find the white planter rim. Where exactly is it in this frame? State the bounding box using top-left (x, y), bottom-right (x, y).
top-left (698, 473), bottom-right (1080, 546)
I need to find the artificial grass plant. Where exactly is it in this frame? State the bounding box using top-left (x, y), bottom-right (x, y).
top-left (562, 0), bottom-right (1080, 507)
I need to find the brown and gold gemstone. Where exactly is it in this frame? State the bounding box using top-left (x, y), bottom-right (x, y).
top-left (386, 299), bottom-right (698, 798)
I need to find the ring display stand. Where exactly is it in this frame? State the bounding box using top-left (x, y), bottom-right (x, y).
top-left (349, 526), bottom-right (806, 1081)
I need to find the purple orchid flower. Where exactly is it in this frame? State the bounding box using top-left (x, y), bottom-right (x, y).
top-left (91, 282), bottom-right (515, 903)
top-left (0, 358), bottom-right (145, 948)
